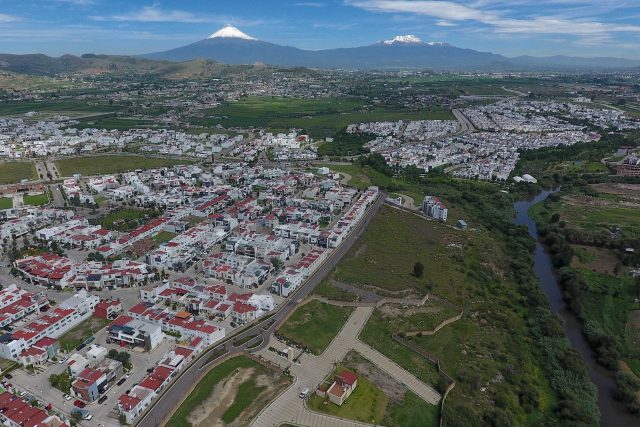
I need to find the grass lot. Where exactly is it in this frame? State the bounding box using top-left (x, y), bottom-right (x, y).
top-left (153, 231), bottom-right (177, 244)
top-left (59, 316), bottom-right (111, 352)
top-left (100, 209), bottom-right (149, 231)
top-left (313, 279), bottom-right (358, 302)
top-left (360, 311), bottom-right (441, 386)
top-left (0, 198), bottom-right (12, 209)
top-left (0, 161), bottom-right (37, 184)
top-left (376, 301), bottom-right (459, 334)
top-left (166, 355), bottom-right (291, 427)
top-left (332, 205), bottom-right (486, 296)
top-left (221, 377), bottom-right (266, 423)
top-left (386, 391), bottom-right (439, 427)
top-left (278, 300), bottom-right (353, 355)
top-left (55, 155), bottom-right (193, 176)
top-left (309, 365), bottom-right (388, 424)
top-left (194, 96), bottom-right (452, 138)
top-left (23, 192), bottom-right (49, 206)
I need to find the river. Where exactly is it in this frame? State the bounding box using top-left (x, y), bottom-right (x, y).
top-left (513, 190), bottom-right (637, 427)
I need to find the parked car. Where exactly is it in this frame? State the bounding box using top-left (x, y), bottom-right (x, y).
top-left (299, 387), bottom-right (310, 399)
top-left (125, 372), bottom-right (132, 379)
top-left (4, 374), bottom-right (12, 379)
top-left (63, 394), bottom-right (72, 401)
top-left (230, 321), bottom-right (238, 328)
top-left (98, 395), bottom-right (108, 404)
top-left (83, 413), bottom-right (92, 421)
top-left (117, 378), bottom-right (126, 386)
top-left (73, 400), bottom-right (85, 408)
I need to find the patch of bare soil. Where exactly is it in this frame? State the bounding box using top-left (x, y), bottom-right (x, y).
top-left (343, 351), bottom-right (406, 403)
top-left (379, 302), bottom-right (442, 318)
top-left (187, 367), bottom-right (256, 427)
top-left (591, 183), bottom-right (640, 201)
top-left (571, 244), bottom-right (621, 276)
top-left (187, 363), bottom-right (292, 427)
top-left (627, 310), bottom-right (640, 354)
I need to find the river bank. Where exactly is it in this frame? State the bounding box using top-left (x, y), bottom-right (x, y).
top-left (514, 190), bottom-right (637, 427)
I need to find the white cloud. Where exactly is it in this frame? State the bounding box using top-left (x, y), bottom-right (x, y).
top-left (346, 0), bottom-right (640, 41)
top-left (0, 13), bottom-right (21, 23)
top-left (93, 6), bottom-right (211, 23)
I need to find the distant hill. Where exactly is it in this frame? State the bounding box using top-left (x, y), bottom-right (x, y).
top-left (142, 25), bottom-right (640, 71)
top-left (0, 53), bottom-right (306, 79)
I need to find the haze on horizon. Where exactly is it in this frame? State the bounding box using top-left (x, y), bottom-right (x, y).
top-left (0, 0), bottom-right (639, 59)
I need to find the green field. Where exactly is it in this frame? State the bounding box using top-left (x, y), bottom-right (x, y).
top-left (0, 162), bottom-right (37, 184)
top-left (153, 231), bottom-right (177, 244)
top-left (193, 96), bottom-right (453, 138)
top-left (360, 310), bottom-right (441, 385)
top-left (23, 193), bottom-right (49, 206)
top-left (332, 205), bottom-right (484, 296)
top-left (100, 209), bottom-right (149, 231)
top-left (313, 279), bottom-right (358, 302)
top-left (55, 155), bottom-right (193, 176)
top-left (0, 198), bottom-right (12, 209)
top-left (166, 355), bottom-right (291, 427)
top-left (0, 100), bottom-right (123, 116)
top-left (278, 300), bottom-right (353, 355)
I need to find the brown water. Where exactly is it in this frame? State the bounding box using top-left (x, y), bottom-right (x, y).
top-left (514, 190), bottom-right (637, 427)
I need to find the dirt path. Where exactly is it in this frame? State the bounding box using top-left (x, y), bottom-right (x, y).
top-left (187, 367), bottom-right (256, 427)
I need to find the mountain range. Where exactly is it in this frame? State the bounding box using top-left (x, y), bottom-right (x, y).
top-left (142, 25), bottom-right (640, 72)
top-left (1, 25), bottom-right (639, 77)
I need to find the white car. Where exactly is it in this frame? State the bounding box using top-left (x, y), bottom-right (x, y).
top-left (63, 394), bottom-right (72, 401)
top-left (83, 414), bottom-right (92, 421)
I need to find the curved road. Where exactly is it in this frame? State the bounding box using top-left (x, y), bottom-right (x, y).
top-left (136, 192), bottom-right (386, 427)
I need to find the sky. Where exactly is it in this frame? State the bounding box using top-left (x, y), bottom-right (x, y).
top-left (0, 0), bottom-right (639, 58)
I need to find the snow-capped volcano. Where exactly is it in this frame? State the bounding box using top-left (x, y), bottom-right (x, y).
top-left (207, 25), bottom-right (256, 41)
top-left (383, 35), bottom-right (423, 45)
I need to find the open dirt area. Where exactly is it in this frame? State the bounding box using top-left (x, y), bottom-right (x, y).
top-left (379, 302), bottom-right (444, 318)
top-left (571, 245), bottom-right (621, 276)
top-left (186, 365), bottom-right (290, 427)
top-left (591, 183), bottom-right (640, 202)
top-left (627, 310), bottom-right (640, 353)
top-left (343, 351), bottom-right (406, 403)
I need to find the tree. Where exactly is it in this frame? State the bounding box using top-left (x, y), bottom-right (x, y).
top-left (119, 413), bottom-right (127, 425)
top-left (270, 257), bottom-right (283, 272)
top-left (108, 349), bottom-right (119, 359)
top-left (413, 262), bottom-right (424, 278)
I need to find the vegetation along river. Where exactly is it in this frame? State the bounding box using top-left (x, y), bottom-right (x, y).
top-left (514, 189), bottom-right (636, 427)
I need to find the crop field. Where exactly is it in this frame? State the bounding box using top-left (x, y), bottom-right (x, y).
top-left (0, 100), bottom-right (124, 116)
top-left (55, 155), bottom-right (193, 176)
top-left (0, 161), bottom-right (37, 184)
top-left (193, 96), bottom-right (453, 138)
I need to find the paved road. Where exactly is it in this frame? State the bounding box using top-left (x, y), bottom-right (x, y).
top-left (136, 192), bottom-right (386, 427)
top-left (452, 108), bottom-right (475, 133)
